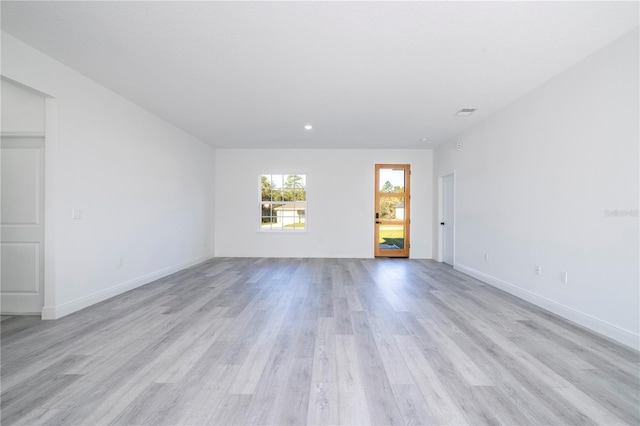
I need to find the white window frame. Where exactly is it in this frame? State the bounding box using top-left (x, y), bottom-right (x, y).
top-left (259, 173), bottom-right (308, 232)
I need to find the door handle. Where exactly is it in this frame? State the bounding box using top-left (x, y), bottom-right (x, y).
top-left (375, 212), bottom-right (380, 219)
top-left (440, 222), bottom-right (445, 225)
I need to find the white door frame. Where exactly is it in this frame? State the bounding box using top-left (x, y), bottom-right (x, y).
top-left (1, 77), bottom-right (58, 318)
top-left (437, 171), bottom-right (455, 265)
top-left (42, 97), bottom-right (58, 319)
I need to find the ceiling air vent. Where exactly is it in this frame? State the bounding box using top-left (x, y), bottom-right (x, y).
top-left (455, 108), bottom-right (477, 116)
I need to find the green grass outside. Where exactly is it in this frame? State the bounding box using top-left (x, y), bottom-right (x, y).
top-left (379, 228), bottom-right (404, 248)
top-left (284, 223), bottom-right (306, 229)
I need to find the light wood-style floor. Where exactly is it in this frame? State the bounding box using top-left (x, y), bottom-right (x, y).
top-left (1, 258), bottom-right (639, 425)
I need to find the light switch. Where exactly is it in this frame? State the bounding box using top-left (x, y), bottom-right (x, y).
top-left (72, 208), bottom-right (82, 219)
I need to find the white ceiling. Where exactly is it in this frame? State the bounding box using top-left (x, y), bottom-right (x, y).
top-left (2, 1), bottom-right (638, 149)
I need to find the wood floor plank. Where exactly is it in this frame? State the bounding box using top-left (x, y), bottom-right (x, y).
top-left (469, 385), bottom-right (534, 426)
top-left (422, 289), bottom-right (607, 425)
top-left (169, 363), bottom-right (241, 426)
top-left (555, 386), bottom-right (630, 425)
top-left (307, 382), bottom-right (339, 425)
top-left (293, 304), bottom-right (319, 358)
top-left (391, 383), bottom-right (435, 426)
top-left (106, 382), bottom-right (172, 426)
top-left (409, 309), bottom-right (565, 425)
top-left (227, 291), bottom-right (294, 395)
top-left (394, 334), bottom-right (470, 426)
top-left (520, 318), bottom-right (640, 378)
top-left (241, 333), bottom-right (296, 425)
top-left (2, 257), bottom-right (638, 425)
top-left (368, 316), bottom-right (415, 385)
top-left (350, 311), bottom-right (404, 425)
top-left (9, 408), bottom-right (60, 426)
top-left (310, 317), bottom-right (336, 383)
top-left (417, 317), bottom-right (493, 386)
top-left (1, 370), bottom-right (83, 425)
top-left (277, 357), bottom-right (314, 425)
top-left (154, 307), bottom-right (230, 383)
top-left (205, 394), bottom-right (253, 426)
top-left (343, 284), bottom-right (364, 312)
top-left (332, 296), bottom-right (354, 335)
top-left (335, 334), bottom-right (372, 426)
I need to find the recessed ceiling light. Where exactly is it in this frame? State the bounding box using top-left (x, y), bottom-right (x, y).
top-left (304, 124), bottom-right (313, 130)
top-left (421, 137), bottom-right (428, 142)
top-left (455, 108), bottom-right (477, 116)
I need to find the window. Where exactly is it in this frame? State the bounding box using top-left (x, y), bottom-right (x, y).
top-left (260, 174), bottom-right (307, 231)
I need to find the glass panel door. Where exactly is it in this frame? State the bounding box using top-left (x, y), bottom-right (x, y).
top-left (375, 164), bottom-right (410, 257)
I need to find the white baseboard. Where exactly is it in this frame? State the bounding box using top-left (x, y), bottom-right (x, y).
top-left (41, 254), bottom-right (214, 320)
top-left (454, 263), bottom-right (640, 350)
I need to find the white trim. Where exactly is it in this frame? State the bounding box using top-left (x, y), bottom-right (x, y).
top-left (0, 78), bottom-right (58, 319)
top-left (455, 263), bottom-right (640, 350)
top-left (0, 132), bottom-right (46, 138)
top-left (1, 90), bottom-right (54, 316)
top-left (43, 98), bottom-right (58, 317)
top-left (256, 229), bottom-right (309, 234)
top-left (41, 254), bottom-right (214, 320)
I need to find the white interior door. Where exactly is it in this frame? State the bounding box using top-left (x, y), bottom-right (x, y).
top-left (442, 174), bottom-right (454, 265)
top-left (1, 136), bottom-right (45, 314)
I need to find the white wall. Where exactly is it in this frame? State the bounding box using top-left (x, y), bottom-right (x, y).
top-left (434, 29), bottom-right (639, 348)
top-left (215, 149), bottom-right (433, 258)
top-left (1, 78), bottom-right (45, 133)
top-left (2, 32), bottom-right (216, 318)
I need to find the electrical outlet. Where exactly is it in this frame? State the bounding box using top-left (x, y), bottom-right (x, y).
top-left (484, 252), bottom-right (489, 261)
top-left (535, 265), bottom-right (542, 276)
top-left (560, 271), bottom-right (568, 283)
top-left (72, 208), bottom-right (82, 219)
top-left (116, 257), bottom-right (123, 268)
